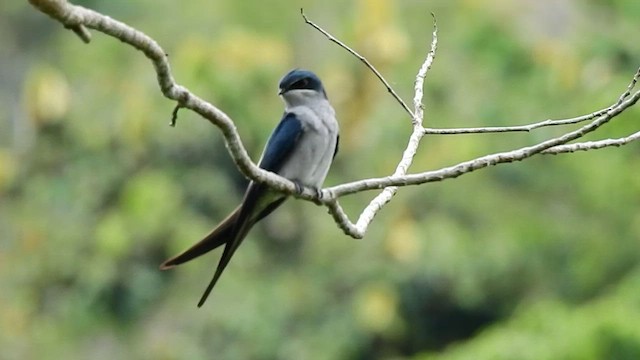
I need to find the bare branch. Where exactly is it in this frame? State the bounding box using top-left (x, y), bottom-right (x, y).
top-left (349, 14), bottom-right (439, 237)
top-left (29, 1), bottom-right (640, 241)
top-left (300, 8), bottom-right (638, 237)
top-left (325, 200), bottom-right (363, 239)
top-left (327, 88), bottom-right (640, 199)
top-left (301, 11), bottom-right (440, 236)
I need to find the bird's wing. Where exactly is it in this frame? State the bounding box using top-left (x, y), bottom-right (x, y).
top-left (196, 112), bottom-right (304, 307)
top-left (258, 112), bottom-right (304, 172)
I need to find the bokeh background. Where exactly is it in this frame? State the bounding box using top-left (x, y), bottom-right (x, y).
top-left (2, 0), bottom-right (640, 359)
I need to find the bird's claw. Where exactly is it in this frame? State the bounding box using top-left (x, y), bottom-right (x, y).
top-left (311, 186), bottom-right (323, 205)
top-left (293, 181), bottom-right (323, 205)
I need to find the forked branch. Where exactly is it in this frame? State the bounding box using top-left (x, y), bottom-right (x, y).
top-left (29, 0), bottom-right (640, 239)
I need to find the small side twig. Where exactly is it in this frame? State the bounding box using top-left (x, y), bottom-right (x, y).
top-left (170, 104), bottom-right (182, 127)
top-left (30, 0), bottom-right (92, 43)
top-left (65, 23), bottom-right (92, 43)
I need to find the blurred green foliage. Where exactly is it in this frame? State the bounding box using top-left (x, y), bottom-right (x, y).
top-left (2, 0), bottom-right (640, 359)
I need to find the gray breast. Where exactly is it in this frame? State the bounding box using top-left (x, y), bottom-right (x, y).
top-left (279, 101), bottom-right (338, 188)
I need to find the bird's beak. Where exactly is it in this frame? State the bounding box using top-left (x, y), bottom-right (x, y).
top-left (278, 89), bottom-right (284, 96)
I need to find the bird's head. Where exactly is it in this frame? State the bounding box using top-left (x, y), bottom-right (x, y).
top-left (278, 69), bottom-right (327, 102)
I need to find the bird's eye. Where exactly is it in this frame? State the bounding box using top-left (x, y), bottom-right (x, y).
top-left (293, 78), bottom-right (309, 89)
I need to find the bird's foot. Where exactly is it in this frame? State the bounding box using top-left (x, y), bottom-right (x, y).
top-left (313, 187), bottom-right (322, 206)
top-left (309, 186), bottom-right (324, 206)
top-left (293, 181), bottom-right (323, 206)
top-left (293, 181), bottom-right (304, 195)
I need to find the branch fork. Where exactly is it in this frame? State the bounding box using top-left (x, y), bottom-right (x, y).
top-left (29, 0), bottom-right (640, 239)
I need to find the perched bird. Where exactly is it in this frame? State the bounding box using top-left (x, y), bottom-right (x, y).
top-left (160, 69), bottom-right (340, 307)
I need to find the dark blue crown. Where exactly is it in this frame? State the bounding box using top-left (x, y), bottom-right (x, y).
top-left (278, 69), bottom-right (325, 96)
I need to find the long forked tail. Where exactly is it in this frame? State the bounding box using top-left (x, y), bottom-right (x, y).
top-left (159, 206), bottom-right (241, 269)
top-left (163, 193), bottom-right (288, 306)
top-left (194, 192), bottom-right (288, 306)
top-left (196, 221), bottom-right (253, 307)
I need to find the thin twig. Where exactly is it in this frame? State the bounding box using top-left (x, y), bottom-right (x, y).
top-left (65, 23), bottom-right (92, 43)
top-left (300, 8), bottom-right (416, 121)
top-left (413, 13), bottom-right (438, 127)
top-left (422, 68), bottom-right (640, 135)
top-left (422, 108), bottom-right (612, 134)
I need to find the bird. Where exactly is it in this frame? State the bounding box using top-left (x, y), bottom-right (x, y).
top-left (160, 69), bottom-right (340, 307)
